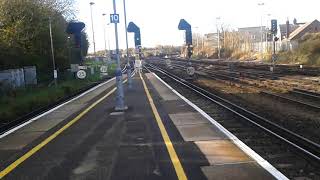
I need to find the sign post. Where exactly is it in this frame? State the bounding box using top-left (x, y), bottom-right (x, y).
top-left (111, 0), bottom-right (127, 111)
top-left (49, 17), bottom-right (57, 87)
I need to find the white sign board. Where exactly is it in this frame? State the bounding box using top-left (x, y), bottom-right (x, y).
top-left (78, 66), bottom-right (87, 70)
top-left (77, 70), bottom-right (87, 79)
top-left (53, 70), bottom-right (58, 79)
top-left (135, 60), bottom-right (142, 69)
top-left (270, 66), bottom-right (274, 72)
top-left (100, 66), bottom-right (108, 73)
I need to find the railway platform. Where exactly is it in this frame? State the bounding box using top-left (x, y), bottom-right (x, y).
top-left (0, 71), bottom-right (287, 180)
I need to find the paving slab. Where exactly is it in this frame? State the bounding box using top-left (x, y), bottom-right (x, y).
top-left (54, 104), bottom-right (85, 114)
top-left (169, 112), bottom-right (209, 126)
top-left (195, 140), bottom-right (252, 165)
top-left (19, 118), bottom-right (65, 132)
top-left (162, 100), bottom-right (196, 114)
top-left (0, 132), bottom-right (44, 150)
top-left (201, 162), bottom-right (275, 180)
top-left (176, 124), bottom-right (227, 141)
top-left (145, 73), bottom-right (179, 101)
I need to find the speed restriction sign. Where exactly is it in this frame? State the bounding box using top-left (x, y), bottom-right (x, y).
top-left (77, 70), bottom-right (87, 79)
top-left (100, 66), bottom-right (108, 73)
top-left (187, 67), bottom-right (195, 76)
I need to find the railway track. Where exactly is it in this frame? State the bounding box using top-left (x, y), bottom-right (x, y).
top-left (160, 60), bottom-right (320, 111)
top-left (145, 63), bottom-right (320, 179)
top-left (166, 57), bottom-right (320, 76)
top-left (162, 58), bottom-right (320, 90)
top-left (291, 88), bottom-right (320, 100)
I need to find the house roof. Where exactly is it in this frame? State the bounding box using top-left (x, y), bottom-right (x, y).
top-left (288, 19), bottom-right (320, 40)
top-left (279, 24), bottom-right (300, 35)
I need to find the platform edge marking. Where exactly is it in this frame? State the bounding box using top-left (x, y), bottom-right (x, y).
top-left (0, 77), bottom-right (116, 139)
top-left (0, 85), bottom-right (119, 179)
top-left (140, 73), bottom-right (187, 180)
top-left (152, 72), bottom-right (289, 180)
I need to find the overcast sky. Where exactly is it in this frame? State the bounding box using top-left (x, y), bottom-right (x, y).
top-left (75, 0), bottom-right (320, 52)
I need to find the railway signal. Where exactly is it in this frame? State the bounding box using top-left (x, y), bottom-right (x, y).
top-left (271, 19), bottom-right (277, 35)
top-left (178, 19), bottom-right (195, 79)
top-left (127, 22), bottom-right (142, 73)
top-left (178, 19), bottom-right (192, 45)
top-left (178, 19), bottom-right (193, 59)
top-left (270, 19), bottom-right (278, 75)
top-left (127, 22), bottom-right (141, 47)
top-left (66, 22), bottom-right (86, 77)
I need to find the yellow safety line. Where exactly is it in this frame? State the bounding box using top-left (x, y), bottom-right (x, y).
top-left (0, 79), bottom-right (126, 178)
top-left (139, 73), bottom-right (187, 180)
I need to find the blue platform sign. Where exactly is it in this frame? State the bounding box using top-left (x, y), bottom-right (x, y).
top-left (110, 14), bottom-right (119, 24)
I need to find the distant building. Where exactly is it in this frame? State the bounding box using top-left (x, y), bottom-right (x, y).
top-left (204, 33), bottom-right (218, 48)
top-left (282, 19), bottom-right (320, 50)
top-left (279, 18), bottom-right (304, 40)
top-left (238, 26), bottom-right (270, 43)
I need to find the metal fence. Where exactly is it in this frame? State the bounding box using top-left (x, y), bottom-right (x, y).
top-left (0, 66), bottom-right (38, 92)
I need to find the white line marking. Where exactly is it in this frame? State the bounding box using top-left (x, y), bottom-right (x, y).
top-left (152, 73), bottom-right (289, 180)
top-left (0, 77), bottom-right (116, 139)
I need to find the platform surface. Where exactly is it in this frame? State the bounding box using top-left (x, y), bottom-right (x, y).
top-left (0, 72), bottom-right (283, 180)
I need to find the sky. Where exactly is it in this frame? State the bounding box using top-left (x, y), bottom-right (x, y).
top-left (75, 0), bottom-right (320, 53)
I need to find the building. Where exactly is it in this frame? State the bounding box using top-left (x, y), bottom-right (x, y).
top-left (204, 33), bottom-right (218, 48)
top-left (282, 19), bottom-right (320, 50)
top-left (238, 26), bottom-right (269, 43)
top-left (279, 18), bottom-right (305, 40)
top-left (237, 26), bottom-right (274, 52)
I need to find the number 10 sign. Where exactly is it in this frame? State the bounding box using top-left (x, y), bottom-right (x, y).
top-left (110, 14), bottom-right (119, 24)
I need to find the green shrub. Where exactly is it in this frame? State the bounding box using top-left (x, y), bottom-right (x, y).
top-left (278, 33), bottom-right (320, 66)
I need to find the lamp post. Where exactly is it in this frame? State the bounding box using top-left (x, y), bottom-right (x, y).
top-left (194, 26), bottom-right (199, 56)
top-left (107, 23), bottom-right (111, 57)
top-left (258, 2), bottom-right (264, 59)
top-left (112, 0), bottom-right (127, 111)
top-left (102, 13), bottom-right (108, 57)
top-left (89, 2), bottom-right (96, 57)
top-left (266, 13), bottom-right (271, 52)
top-left (49, 17), bottom-right (57, 87)
top-left (216, 17), bottom-right (221, 59)
top-left (123, 0), bottom-right (132, 89)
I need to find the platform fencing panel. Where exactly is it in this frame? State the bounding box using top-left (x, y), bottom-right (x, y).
top-left (0, 66), bottom-right (37, 91)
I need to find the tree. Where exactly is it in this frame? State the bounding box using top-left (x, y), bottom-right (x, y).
top-left (0, 0), bottom-right (89, 72)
